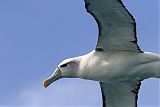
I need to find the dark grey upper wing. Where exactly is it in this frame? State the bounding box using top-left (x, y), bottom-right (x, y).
top-left (84, 0), bottom-right (142, 52)
top-left (100, 82), bottom-right (141, 107)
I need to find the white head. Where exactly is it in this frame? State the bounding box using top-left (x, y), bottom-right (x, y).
top-left (44, 57), bottom-right (81, 88)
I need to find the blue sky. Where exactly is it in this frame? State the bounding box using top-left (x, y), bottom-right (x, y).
top-left (0, 0), bottom-right (159, 107)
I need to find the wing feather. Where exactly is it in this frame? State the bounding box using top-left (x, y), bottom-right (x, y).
top-left (100, 81), bottom-right (141, 107)
top-left (84, 0), bottom-right (142, 52)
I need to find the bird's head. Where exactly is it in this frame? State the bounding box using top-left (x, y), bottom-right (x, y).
top-left (43, 57), bottom-right (81, 88)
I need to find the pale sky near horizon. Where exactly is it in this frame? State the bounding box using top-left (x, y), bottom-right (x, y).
top-left (0, 0), bottom-right (159, 107)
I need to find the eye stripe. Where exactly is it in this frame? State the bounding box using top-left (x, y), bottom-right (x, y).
top-left (60, 63), bottom-right (67, 67)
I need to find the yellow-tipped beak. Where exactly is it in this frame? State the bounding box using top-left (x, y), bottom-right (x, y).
top-left (43, 68), bottom-right (62, 88)
top-left (43, 80), bottom-right (48, 88)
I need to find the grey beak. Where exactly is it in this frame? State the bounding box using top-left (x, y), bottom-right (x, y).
top-left (44, 68), bottom-right (61, 88)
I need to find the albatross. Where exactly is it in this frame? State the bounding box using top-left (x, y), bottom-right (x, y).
top-left (43, 0), bottom-right (160, 107)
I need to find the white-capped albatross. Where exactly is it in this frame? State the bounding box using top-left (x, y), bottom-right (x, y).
top-left (43, 0), bottom-right (160, 107)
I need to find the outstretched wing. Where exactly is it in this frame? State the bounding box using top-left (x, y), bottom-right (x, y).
top-left (100, 81), bottom-right (141, 107)
top-left (84, 0), bottom-right (142, 52)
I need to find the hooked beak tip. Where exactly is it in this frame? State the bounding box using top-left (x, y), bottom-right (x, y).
top-left (43, 80), bottom-right (49, 88)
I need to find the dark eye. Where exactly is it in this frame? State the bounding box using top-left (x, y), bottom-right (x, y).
top-left (60, 63), bottom-right (67, 68)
